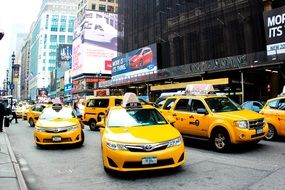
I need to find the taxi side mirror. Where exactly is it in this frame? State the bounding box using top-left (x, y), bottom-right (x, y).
top-left (197, 108), bottom-right (208, 115)
top-left (96, 121), bottom-right (105, 128)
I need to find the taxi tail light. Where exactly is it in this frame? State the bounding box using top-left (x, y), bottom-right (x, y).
top-left (107, 158), bottom-right (118, 168)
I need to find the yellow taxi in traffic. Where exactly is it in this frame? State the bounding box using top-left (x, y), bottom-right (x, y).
top-left (34, 104), bottom-right (84, 147)
top-left (22, 105), bottom-right (31, 120)
top-left (27, 104), bottom-right (50, 127)
top-left (97, 93), bottom-right (185, 172)
top-left (83, 96), bottom-right (123, 131)
top-left (259, 95), bottom-right (285, 140)
top-left (159, 84), bottom-right (269, 152)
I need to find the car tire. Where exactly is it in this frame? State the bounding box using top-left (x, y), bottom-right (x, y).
top-left (264, 124), bottom-right (277, 141)
top-left (211, 128), bottom-right (231, 153)
top-left (97, 113), bottom-right (105, 122)
top-left (89, 120), bottom-right (97, 131)
top-left (29, 118), bottom-right (35, 127)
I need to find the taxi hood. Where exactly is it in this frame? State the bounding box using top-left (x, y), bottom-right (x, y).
top-left (36, 118), bottom-right (78, 128)
top-left (215, 109), bottom-right (263, 121)
top-left (105, 125), bottom-right (181, 144)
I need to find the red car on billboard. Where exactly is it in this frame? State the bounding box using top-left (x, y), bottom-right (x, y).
top-left (129, 47), bottom-right (153, 70)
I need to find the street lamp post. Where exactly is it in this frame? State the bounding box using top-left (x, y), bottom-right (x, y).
top-left (10, 52), bottom-right (15, 109)
top-left (95, 71), bottom-right (102, 89)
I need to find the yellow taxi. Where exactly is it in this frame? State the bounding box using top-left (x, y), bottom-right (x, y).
top-left (83, 96), bottom-right (123, 131)
top-left (27, 104), bottom-right (50, 127)
top-left (259, 95), bottom-right (285, 140)
top-left (159, 84), bottom-right (269, 152)
top-left (22, 105), bottom-right (31, 120)
top-left (34, 104), bottom-right (84, 147)
top-left (97, 93), bottom-right (185, 172)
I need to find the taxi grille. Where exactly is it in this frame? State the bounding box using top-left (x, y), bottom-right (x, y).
top-left (43, 138), bottom-right (72, 143)
top-left (126, 144), bottom-right (168, 152)
top-left (123, 159), bottom-right (174, 168)
top-left (45, 128), bottom-right (68, 133)
top-left (248, 118), bottom-right (264, 129)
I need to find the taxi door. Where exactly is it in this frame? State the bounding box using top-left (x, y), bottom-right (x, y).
top-left (160, 98), bottom-right (177, 119)
top-left (187, 98), bottom-right (209, 137)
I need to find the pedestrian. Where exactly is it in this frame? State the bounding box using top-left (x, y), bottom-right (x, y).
top-left (0, 98), bottom-right (6, 131)
top-left (10, 102), bottom-right (18, 124)
top-left (73, 102), bottom-right (81, 116)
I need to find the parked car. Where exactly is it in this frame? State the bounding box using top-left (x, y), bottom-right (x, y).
top-left (129, 47), bottom-right (153, 70)
top-left (241, 101), bottom-right (264, 113)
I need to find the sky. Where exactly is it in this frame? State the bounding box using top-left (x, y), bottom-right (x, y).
top-left (0, 0), bottom-right (41, 88)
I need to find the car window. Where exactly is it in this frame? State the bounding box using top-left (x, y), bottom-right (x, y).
top-left (205, 97), bottom-right (241, 113)
top-left (253, 102), bottom-right (263, 109)
top-left (95, 99), bottom-right (109, 108)
top-left (115, 99), bottom-right (122, 106)
top-left (40, 108), bottom-right (75, 119)
top-left (87, 99), bottom-right (96, 107)
top-left (162, 98), bottom-right (176, 110)
top-left (190, 99), bottom-right (206, 113)
top-left (174, 99), bottom-right (191, 112)
top-left (107, 108), bottom-right (167, 127)
top-left (268, 100), bottom-right (278, 109)
top-left (277, 99), bottom-right (285, 110)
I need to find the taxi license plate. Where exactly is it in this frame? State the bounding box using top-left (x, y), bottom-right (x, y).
top-left (142, 157), bottom-right (157, 165)
top-left (52, 136), bottom-right (61, 142)
top-left (256, 128), bottom-right (263, 134)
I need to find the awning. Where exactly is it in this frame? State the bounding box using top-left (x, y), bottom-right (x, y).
top-left (150, 78), bottom-right (229, 91)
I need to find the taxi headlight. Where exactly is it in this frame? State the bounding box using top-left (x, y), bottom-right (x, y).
top-left (167, 137), bottom-right (182, 148)
top-left (106, 141), bottom-right (128, 150)
top-left (235, 120), bottom-right (249, 129)
top-left (66, 125), bottom-right (78, 131)
top-left (35, 126), bottom-right (46, 132)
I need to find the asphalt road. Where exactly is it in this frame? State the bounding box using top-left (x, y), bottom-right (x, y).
top-left (5, 119), bottom-right (285, 190)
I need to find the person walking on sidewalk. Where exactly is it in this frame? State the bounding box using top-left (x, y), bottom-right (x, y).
top-left (10, 103), bottom-right (18, 124)
top-left (0, 98), bottom-right (6, 131)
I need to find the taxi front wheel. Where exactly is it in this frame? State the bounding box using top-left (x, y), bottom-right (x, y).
top-left (211, 128), bottom-right (231, 153)
top-left (29, 119), bottom-right (35, 127)
top-left (89, 120), bottom-right (97, 131)
top-left (264, 124), bottom-right (276, 141)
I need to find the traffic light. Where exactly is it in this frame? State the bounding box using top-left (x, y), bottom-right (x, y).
top-left (0, 31), bottom-right (4, 40)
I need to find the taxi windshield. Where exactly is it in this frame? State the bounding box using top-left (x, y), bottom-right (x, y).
top-left (39, 108), bottom-right (76, 120)
top-left (107, 108), bottom-right (168, 127)
top-left (205, 97), bottom-right (242, 113)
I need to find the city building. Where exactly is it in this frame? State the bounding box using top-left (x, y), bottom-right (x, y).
top-left (28, 0), bottom-right (77, 100)
top-left (71, 0), bottom-right (118, 98)
top-left (77, 0), bottom-right (118, 23)
top-left (100, 0), bottom-right (285, 103)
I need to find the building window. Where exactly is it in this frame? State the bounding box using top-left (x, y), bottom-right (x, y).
top-left (60, 16), bottom-right (67, 32)
top-left (108, 0), bottom-right (114, 2)
top-left (67, 36), bottom-right (73, 43)
top-left (99, 4), bottom-right (106, 11)
top-left (68, 16), bottom-right (75, 32)
top-left (51, 15), bottom-right (59, 32)
top-left (59, 35), bottom-right (65, 43)
top-left (45, 14), bottom-right (49, 29)
top-left (107, 5), bottom-right (114, 12)
top-left (91, 3), bottom-right (96, 10)
top-left (50, 35), bottom-right (57, 42)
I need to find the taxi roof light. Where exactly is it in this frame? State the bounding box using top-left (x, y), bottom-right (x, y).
top-left (185, 84), bottom-right (216, 96)
top-left (122, 92), bottom-right (142, 108)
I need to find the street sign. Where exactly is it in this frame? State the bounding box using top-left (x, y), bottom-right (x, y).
top-left (9, 83), bottom-right (14, 90)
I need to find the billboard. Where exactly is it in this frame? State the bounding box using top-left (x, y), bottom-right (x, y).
top-left (263, 6), bottom-right (285, 55)
top-left (37, 88), bottom-right (48, 103)
top-left (57, 44), bottom-right (72, 78)
top-left (112, 43), bottom-right (157, 80)
top-left (72, 10), bottom-right (118, 77)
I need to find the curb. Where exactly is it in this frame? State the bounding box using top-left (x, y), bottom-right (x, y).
top-left (3, 127), bottom-right (28, 190)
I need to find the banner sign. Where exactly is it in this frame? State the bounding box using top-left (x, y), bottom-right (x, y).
top-left (263, 6), bottom-right (285, 55)
top-left (112, 43), bottom-right (157, 80)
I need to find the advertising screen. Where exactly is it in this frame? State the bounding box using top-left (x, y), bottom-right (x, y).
top-left (57, 44), bottom-right (72, 78)
top-left (112, 43), bottom-right (157, 80)
top-left (72, 10), bottom-right (118, 78)
top-left (37, 88), bottom-right (48, 103)
top-left (263, 6), bottom-right (285, 55)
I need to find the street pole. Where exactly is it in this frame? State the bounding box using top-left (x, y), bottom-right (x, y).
top-left (10, 52), bottom-right (15, 109)
top-left (6, 69), bottom-right (9, 95)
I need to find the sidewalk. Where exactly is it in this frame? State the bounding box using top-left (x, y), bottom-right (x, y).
top-left (0, 126), bottom-right (27, 190)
